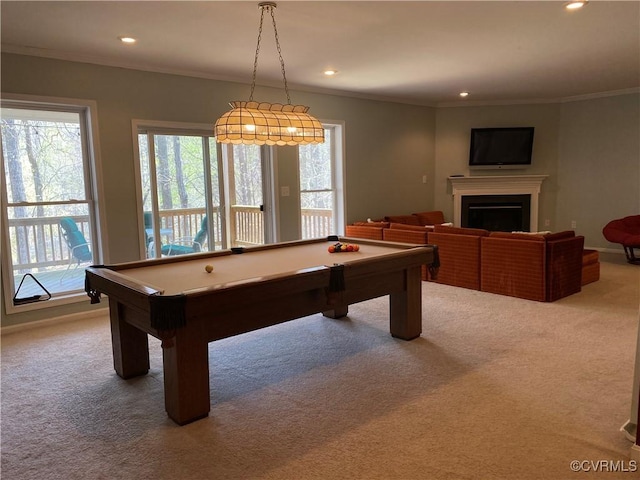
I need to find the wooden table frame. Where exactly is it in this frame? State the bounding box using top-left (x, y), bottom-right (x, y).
top-left (85, 237), bottom-right (436, 425)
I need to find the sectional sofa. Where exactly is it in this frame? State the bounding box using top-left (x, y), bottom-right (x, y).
top-left (345, 211), bottom-right (597, 302)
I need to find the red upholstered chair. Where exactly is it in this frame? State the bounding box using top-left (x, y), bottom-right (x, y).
top-left (603, 215), bottom-right (640, 264)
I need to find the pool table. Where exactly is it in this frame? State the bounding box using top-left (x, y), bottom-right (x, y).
top-left (85, 236), bottom-right (438, 425)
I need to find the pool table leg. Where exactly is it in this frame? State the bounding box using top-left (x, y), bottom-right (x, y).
top-left (389, 265), bottom-right (422, 340)
top-left (109, 298), bottom-right (150, 378)
top-left (322, 305), bottom-right (349, 319)
top-left (161, 328), bottom-right (210, 425)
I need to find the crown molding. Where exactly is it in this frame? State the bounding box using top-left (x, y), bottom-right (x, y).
top-left (3, 45), bottom-right (637, 109)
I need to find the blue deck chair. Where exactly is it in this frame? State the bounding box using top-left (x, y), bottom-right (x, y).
top-left (161, 216), bottom-right (208, 256)
top-left (59, 217), bottom-right (93, 280)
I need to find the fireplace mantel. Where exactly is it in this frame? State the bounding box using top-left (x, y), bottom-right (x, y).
top-left (448, 175), bottom-right (548, 229)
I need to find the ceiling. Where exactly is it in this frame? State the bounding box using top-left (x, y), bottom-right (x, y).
top-left (2, 1), bottom-right (639, 106)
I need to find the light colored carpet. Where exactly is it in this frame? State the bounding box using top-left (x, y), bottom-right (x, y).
top-left (2, 260), bottom-right (639, 480)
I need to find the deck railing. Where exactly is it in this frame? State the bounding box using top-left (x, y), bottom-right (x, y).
top-left (230, 205), bottom-right (264, 246)
top-left (156, 207), bottom-right (222, 250)
top-left (155, 205), bottom-right (265, 248)
top-left (8, 215), bottom-right (92, 272)
top-left (301, 208), bottom-right (333, 238)
top-left (7, 207), bottom-right (334, 273)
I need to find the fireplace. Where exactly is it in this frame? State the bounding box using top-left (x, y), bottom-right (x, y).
top-left (448, 175), bottom-right (547, 231)
top-left (462, 194), bottom-right (531, 231)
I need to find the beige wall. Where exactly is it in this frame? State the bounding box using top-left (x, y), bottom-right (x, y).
top-left (0, 53), bottom-right (436, 326)
top-left (557, 93), bottom-right (640, 247)
top-left (433, 103), bottom-right (562, 229)
top-left (432, 96), bottom-right (640, 241)
top-left (1, 53), bottom-right (638, 327)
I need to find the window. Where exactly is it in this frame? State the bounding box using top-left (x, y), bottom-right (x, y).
top-left (299, 125), bottom-right (344, 238)
top-left (1, 98), bottom-right (102, 311)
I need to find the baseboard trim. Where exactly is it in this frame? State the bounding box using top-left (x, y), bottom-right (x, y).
top-left (584, 247), bottom-right (625, 255)
top-left (1, 307), bottom-right (108, 336)
top-left (630, 443), bottom-right (640, 462)
top-left (621, 420), bottom-right (637, 442)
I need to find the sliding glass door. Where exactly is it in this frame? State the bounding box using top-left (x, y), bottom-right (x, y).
top-left (136, 124), bottom-right (268, 259)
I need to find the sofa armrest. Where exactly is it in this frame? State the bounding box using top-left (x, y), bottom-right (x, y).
top-left (545, 235), bottom-right (584, 301)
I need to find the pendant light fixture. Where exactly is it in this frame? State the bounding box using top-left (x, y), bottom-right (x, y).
top-left (215, 2), bottom-right (325, 146)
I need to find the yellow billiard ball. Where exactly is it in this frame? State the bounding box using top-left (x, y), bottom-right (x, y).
top-left (205, 264), bottom-right (214, 273)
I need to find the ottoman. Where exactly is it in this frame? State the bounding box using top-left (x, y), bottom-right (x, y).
top-left (582, 249), bottom-right (600, 285)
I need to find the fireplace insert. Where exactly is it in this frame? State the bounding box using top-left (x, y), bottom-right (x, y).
top-left (461, 194), bottom-right (531, 232)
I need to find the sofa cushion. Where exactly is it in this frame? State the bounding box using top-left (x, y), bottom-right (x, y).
top-left (389, 223), bottom-right (430, 232)
top-left (384, 214), bottom-right (421, 226)
top-left (489, 231), bottom-right (546, 241)
top-left (489, 230), bottom-right (574, 242)
top-left (543, 230), bottom-right (575, 241)
top-left (413, 210), bottom-right (445, 226)
top-left (434, 225), bottom-right (490, 237)
top-left (353, 221), bottom-right (390, 228)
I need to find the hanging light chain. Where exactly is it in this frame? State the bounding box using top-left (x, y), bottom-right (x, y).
top-left (249, 2), bottom-right (292, 105)
top-left (268, 4), bottom-right (292, 105)
top-left (248, 3), bottom-right (266, 101)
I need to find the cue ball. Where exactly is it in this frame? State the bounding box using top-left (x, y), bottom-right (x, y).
top-left (205, 264), bottom-right (214, 273)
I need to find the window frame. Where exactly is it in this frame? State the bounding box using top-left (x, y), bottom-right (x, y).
top-left (1, 93), bottom-right (105, 313)
top-left (298, 122), bottom-right (346, 238)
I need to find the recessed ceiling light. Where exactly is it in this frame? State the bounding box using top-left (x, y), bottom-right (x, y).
top-left (324, 70), bottom-right (338, 76)
top-left (565, 1), bottom-right (587, 10)
top-left (459, 92), bottom-right (470, 98)
top-left (118, 36), bottom-right (137, 44)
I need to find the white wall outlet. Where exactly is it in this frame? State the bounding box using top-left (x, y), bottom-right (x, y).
top-left (422, 175), bottom-right (427, 184)
top-left (571, 220), bottom-right (577, 229)
top-left (544, 219), bottom-right (550, 227)
top-left (281, 186), bottom-right (290, 197)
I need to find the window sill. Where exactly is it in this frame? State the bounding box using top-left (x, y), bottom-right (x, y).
top-left (4, 290), bottom-right (91, 315)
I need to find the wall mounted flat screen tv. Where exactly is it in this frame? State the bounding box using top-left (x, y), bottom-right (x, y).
top-left (469, 127), bottom-right (534, 170)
